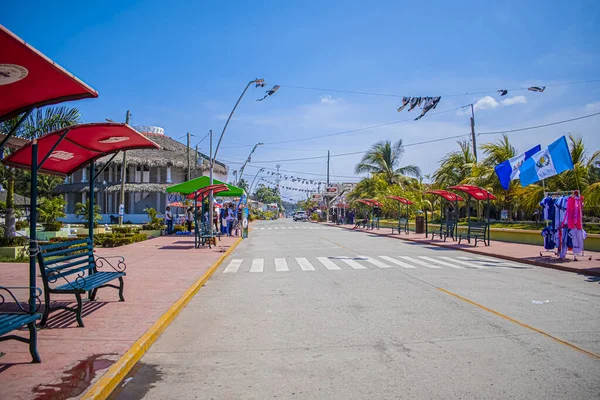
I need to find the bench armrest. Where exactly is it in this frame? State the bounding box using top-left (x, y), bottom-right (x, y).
top-left (94, 256), bottom-right (126, 273)
top-left (0, 286), bottom-right (42, 314)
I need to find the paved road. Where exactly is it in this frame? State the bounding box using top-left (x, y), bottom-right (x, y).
top-left (111, 219), bottom-right (600, 399)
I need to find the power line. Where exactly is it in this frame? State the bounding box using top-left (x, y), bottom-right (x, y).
top-left (280, 79), bottom-right (600, 99)
top-left (478, 111), bottom-right (600, 135)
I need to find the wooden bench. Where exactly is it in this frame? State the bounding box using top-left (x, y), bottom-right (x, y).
top-left (391, 218), bottom-right (409, 234)
top-left (458, 222), bottom-right (489, 246)
top-left (0, 286), bottom-right (42, 362)
top-left (37, 238), bottom-right (126, 327)
top-left (198, 222), bottom-right (217, 248)
top-left (431, 221), bottom-right (456, 241)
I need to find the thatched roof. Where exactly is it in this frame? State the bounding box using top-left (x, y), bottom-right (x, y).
top-left (54, 182), bottom-right (170, 194)
top-left (0, 190), bottom-right (30, 206)
top-left (96, 133), bottom-right (228, 175)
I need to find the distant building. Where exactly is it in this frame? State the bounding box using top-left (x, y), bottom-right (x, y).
top-left (55, 126), bottom-right (228, 224)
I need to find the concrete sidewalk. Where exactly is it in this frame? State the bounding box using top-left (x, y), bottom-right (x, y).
top-left (0, 234), bottom-right (239, 400)
top-left (329, 223), bottom-right (600, 277)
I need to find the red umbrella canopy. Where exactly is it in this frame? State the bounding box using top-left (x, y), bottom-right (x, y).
top-left (447, 185), bottom-right (496, 201)
top-left (386, 195), bottom-right (414, 205)
top-left (425, 190), bottom-right (464, 202)
top-left (0, 25), bottom-right (98, 122)
top-left (2, 123), bottom-right (160, 175)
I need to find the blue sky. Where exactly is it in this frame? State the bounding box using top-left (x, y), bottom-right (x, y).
top-left (4, 0), bottom-right (600, 200)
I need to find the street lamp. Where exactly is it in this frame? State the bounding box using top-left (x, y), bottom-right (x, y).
top-left (209, 78), bottom-right (267, 236)
top-left (249, 168), bottom-right (265, 195)
top-left (238, 142), bottom-right (263, 185)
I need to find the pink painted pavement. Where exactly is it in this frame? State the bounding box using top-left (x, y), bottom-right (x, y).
top-left (330, 223), bottom-right (600, 276)
top-left (0, 234), bottom-right (239, 400)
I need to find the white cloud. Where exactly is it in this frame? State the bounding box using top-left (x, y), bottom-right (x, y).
top-left (585, 101), bottom-right (600, 113)
top-left (320, 95), bottom-right (340, 104)
top-left (473, 96), bottom-right (500, 111)
top-left (501, 95), bottom-right (527, 106)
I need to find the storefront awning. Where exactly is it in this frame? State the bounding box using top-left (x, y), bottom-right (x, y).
top-left (167, 176), bottom-right (244, 197)
top-left (425, 190), bottom-right (464, 202)
top-left (2, 123), bottom-right (160, 175)
top-left (0, 25), bottom-right (98, 122)
top-left (447, 185), bottom-right (496, 201)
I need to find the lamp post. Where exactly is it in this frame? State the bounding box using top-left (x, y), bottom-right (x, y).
top-left (238, 142), bottom-right (263, 185)
top-left (249, 168), bottom-right (265, 195)
top-left (209, 78), bottom-right (265, 236)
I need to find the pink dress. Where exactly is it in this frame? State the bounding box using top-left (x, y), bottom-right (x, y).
top-left (566, 196), bottom-right (583, 230)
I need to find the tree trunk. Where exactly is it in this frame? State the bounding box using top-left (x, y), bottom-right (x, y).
top-left (4, 168), bottom-right (16, 238)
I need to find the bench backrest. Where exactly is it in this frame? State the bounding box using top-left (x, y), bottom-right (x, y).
top-left (468, 222), bottom-right (488, 233)
top-left (38, 239), bottom-right (94, 283)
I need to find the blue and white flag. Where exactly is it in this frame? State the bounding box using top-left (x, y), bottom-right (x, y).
top-left (519, 136), bottom-right (574, 187)
top-left (494, 145), bottom-right (541, 190)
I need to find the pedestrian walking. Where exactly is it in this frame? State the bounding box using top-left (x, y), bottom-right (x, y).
top-left (186, 207), bottom-right (193, 232)
top-left (165, 206), bottom-right (173, 235)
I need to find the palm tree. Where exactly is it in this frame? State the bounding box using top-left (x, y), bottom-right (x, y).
top-left (0, 106), bottom-right (80, 238)
top-left (355, 139), bottom-right (421, 185)
top-left (431, 140), bottom-right (475, 188)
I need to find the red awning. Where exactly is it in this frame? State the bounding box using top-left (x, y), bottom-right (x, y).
top-left (355, 198), bottom-right (383, 207)
top-left (2, 123), bottom-right (159, 175)
top-left (0, 25), bottom-right (98, 122)
top-left (386, 195), bottom-right (414, 205)
top-left (425, 190), bottom-right (464, 202)
top-left (447, 185), bottom-right (497, 201)
top-left (185, 184), bottom-right (229, 199)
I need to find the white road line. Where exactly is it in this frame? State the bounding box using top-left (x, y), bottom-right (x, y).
top-left (267, 228), bottom-right (272, 230)
top-left (223, 259), bottom-right (243, 273)
top-left (461, 256), bottom-right (525, 268)
top-left (419, 256), bottom-right (464, 269)
top-left (379, 256), bottom-right (417, 268)
top-left (275, 258), bottom-right (289, 272)
top-left (317, 257), bottom-right (341, 270)
top-left (295, 227), bottom-right (300, 229)
top-left (274, 227), bottom-right (279, 230)
top-left (338, 257), bottom-right (367, 269)
top-left (296, 257), bottom-right (316, 271)
top-left (398, 256), bottom-right (441, 268)
top-left (302, 227), bottom-right (308, 229)
top-left (250, 258), bottom-right (264, 273)
top-left (357, 255), bottom-right (392, 268)
top-left (438, 256), bottom-right (487, 269)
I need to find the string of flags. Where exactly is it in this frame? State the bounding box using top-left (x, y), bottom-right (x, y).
top-left (496, 86), bottom-right (546, 97)
top-left (259, 179), bottom-right (314, 193)
top-left (264, 170), bottom-right (326, 185)
top-left (397, 96), bottom-right (442, 120)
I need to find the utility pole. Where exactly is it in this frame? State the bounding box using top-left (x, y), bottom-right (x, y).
top-left (326, 150), bottom-right (330, 222)
top-left (327, 150), bottom-right (330, 187)
top-left (209, 130), bottom-right (214, 236)
top-left (195, 145), bottom-right (199, 171)
top-left (186, 132), bottom-right (191, 181)
top-left (276, 164), bottom-right (281, 191)
top-left (118, 110), bottom-right (131, 226)
top-left (470, 104), bottom-right (477, 162)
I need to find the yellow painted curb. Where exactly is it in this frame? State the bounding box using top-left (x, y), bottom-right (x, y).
top-left (81, 236), bottom-right (244, 400)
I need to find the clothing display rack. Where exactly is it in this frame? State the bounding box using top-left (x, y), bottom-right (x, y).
top-left (539, 190), bottom-right (591, 261)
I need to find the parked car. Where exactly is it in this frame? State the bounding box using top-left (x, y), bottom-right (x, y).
top-left (293, 211), bottom-right (308, 221)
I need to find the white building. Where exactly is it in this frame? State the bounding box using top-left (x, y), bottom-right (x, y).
top-left (56, 126), bottom-right (228, 224)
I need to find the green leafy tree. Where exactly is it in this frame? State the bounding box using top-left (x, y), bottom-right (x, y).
top-left (431, 140), bottom-right (475, 188)
top-left (253, 185), bottom-right (282, 207)
top-left (75, 199), bottom-right (102, 228)
top-left (237, 178), bottom-right (249, 193)
top-left (355, 139), bottom-right (421, 185)
top-left (0, 106), bottom-right (80, 238)
top-left (38, 196), bottom-right (66, 231)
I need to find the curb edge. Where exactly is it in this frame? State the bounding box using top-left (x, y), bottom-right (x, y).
top-left (81, 236), bottom-right (244, 400)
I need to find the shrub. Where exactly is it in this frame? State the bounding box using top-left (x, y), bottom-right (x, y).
top-left (112, 226), bottom-right (139, 234)
top-left (94, 232), bottom-right (148, 248)
top-left (15, 219), bottom-right (29, 230)
top-left (173, 224), bottom-right (185, 233)
top-left (141, 217), bottom-right (164, 230)
top-left (43, 221), bottom-right (63, 232)
top-left (0, 236), bottom-right (29, 247)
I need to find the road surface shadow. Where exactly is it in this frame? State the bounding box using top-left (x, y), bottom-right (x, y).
top-left (107, 361), bottom-right (163, 400)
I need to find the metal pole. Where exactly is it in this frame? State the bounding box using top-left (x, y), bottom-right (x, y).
top-left (89, 161), bottom-right (96, 242)
top-left (209, 130), bottom-right (214, 237)
top-left (326, 150), bottom-right (330, 222)
top-left (470, 104), bottom-right (477, 162)
top-left (238, 142), bottom-right (263, 184)
top-left (249, 168), bottom-right (264, 195)
top-left (187, 132), bottom-right (191, 181)
top-left (118, 110), bottom-right (130, 226)
top-left (29, 141), bottom-right (38, 312)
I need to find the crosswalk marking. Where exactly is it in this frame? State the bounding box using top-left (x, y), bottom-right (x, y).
top-left (438, 256), bottom-right (487, 269)
top-left (358, 255), bottom-right (392, 268)
top-left (296, 257), bottom-right (316, 271)
top-left (317, 257), bottom-right (341, 270)
top-left (338, 257), bottom-right (367, 269)
top-left (460, 256), bottom-right (525, 268)
top-left (419, 256), bottom-right (464, 269)
top-left (379, 256), bottom-right (417, 268)
top-left (250, 258), bottom-right (264, 273)
top-left (275, 258), bottom-right (289, 272)
top-left (398, 256), bottom-right (441, 268)
top-left (223, 259), bottom-right (243, 273)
